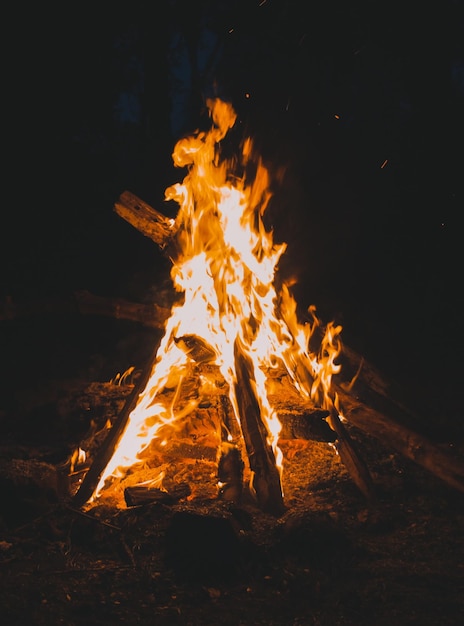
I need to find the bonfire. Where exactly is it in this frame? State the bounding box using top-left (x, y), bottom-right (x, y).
top-left (71, 99), bottom-right (464, 515)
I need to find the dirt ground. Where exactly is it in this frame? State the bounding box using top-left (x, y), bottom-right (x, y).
top-left (1, 316), bottom-right (463, 626)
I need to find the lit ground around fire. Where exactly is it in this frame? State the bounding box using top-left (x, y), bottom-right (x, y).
top-left (1, 347), bottom-right (463, 625)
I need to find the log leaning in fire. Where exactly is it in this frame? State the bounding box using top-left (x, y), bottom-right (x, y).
top-left (72, 343), bottom-right (161, 507)
top-left (233, 338), bottom-right (286, 517)
top-left (327, 411), bottom-right (375, 499)
top-left (288, 354), bottom-right (376, 499)
top-left (74, 290), bottom-right (170, 329)
top-left (114, 190), bottom-right (179, 254)
top-left (278, 409), bottom-right (336, 443)
top-left (337, 344), bottom-right (421, 425)
top-left (336, 386), bottom-right (464, 493)
top-left (217, 442), bottom-right (244, 503)
top-left (0, 291), bottom-right (171, 329)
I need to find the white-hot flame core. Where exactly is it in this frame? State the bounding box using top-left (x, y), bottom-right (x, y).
top-left (90, 99), bottom-right (342, 502)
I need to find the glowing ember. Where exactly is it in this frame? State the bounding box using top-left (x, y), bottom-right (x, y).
top-left (85, 99), bottom-right (343, 510)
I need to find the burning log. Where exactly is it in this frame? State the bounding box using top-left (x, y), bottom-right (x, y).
top-left (174, 334), bottom-right (218, 364)
top-left (326, 411), bottom-right (375, 499)
top-left (71, 357), bottom-right (337, 510)
top-left (278, 408), bottom-right (336, 443)
top-left (114, 190), bottom-right (179, 253)
top-left (72, 343), bottom-right (161, 507)
top-left (217, 442), bottom-right (244, 502)
top-left (124, 482), bottom-right (191, 507)
top-left (233, 339), bottom-right (286, 516)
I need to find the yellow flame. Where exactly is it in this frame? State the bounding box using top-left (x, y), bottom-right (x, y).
top-left (89, 99), bottom-right (342, 503)
top-left (70, 447), bottom-right (87, 473)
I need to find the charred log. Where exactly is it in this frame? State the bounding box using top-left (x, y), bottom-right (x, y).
top-left (124, 482), bottom-right (191, 507)
top-left (114, 190), bottom-right (179, 255)
top-left (327, 411), bottom-right (375, 499)
top-left (217, 442), bottom-right (244, 502)
top-left (233, 338), bottom-right (286, 517)
top-left (72, 344), bottom-right (161, 507)
top-left (284, 353), bottom-right (376, 499)
top-left (0, 291), bottom-right (170, 329)
top-left (174, 334), bottom-right (218, 364)
top-left (277, 409), bottom-right (336, 443)
top-left (75, 291), bottom-right (170, 329)
top-left (335, 387), bottom-right (464, 493)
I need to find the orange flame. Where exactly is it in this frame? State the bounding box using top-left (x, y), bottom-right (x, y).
top-left (88, 99), bottom-right (343, 504)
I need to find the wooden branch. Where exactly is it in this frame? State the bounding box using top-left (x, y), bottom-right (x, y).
top-left (217, 442), bottom-right (244, 502)
top-left (72, 344), bottom-right (160, 507)
top-left (0, 291), bottom-right (171, 329)
top-left (327, 411), bottom-right (375, 499)
top-left (328, 342), bottom-right (464, 492)
top-left (0, 294), bottom-right (77, 321)
top-left (338, 343), bottom-right (420, 424)
top-left (277, 409), bottom-right (336, 442)
top-left (336, 386), bottom-right (464, 493)
top-left (287, 353), bottom-right (376, 498)
top-left (124, 483), bottom-right (191, 507)
top-left (114, 190), bottom-right (179, 253)
top-left (74, 291), bottom-right (170, 329)
top-left (233, 339), bottom-right (286, 516)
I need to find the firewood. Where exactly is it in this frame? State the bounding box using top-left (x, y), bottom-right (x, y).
top-left (113, 190), bottom-right (179, 254)
top-left (277, 409), bottom-right (336, 442)
top-left (336, 386), bottom-right (464, 493)
top-left (0, 294), bottom-right (78, 321)
top-left (280, 352), bottom-right (376, 499)
top-left (233, 338), bottom-right (286, 516)
top-left (217, 442), bottom-right (244, 502)
top-left (174, 334), bottom-right (218, 364)
top-left (75, 291), bottom-right (170, 329)
top-left (124, 482), bottom-right (191, 507)
top-left (337, 344), bottom-right (420, 423)
top-left (0, 291), bottom-right (171, 329)
top-left (327, 411), bottom-right (375, 499)
top-left (72, 342), bottom-right (162, 507)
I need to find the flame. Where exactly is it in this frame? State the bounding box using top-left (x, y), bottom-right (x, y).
top-left (88, 99), bottom-right (343, 505)
top-left (70, 447), bottom-right (87, 473)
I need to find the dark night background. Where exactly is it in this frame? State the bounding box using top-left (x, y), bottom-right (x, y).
top-left (2, 0), bottom-right (464, 431)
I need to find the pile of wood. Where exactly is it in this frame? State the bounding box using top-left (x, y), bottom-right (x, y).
top-left (2, 190), bottom-right (463, 518)
top-left (67, 192), bottom-right (464, 515)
